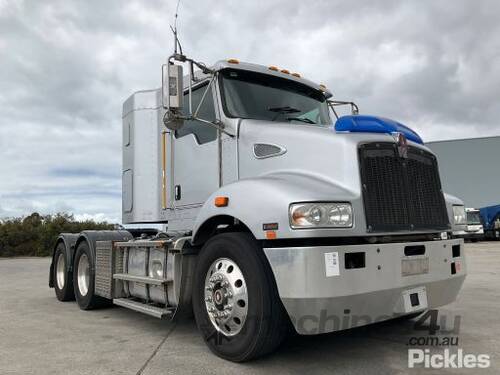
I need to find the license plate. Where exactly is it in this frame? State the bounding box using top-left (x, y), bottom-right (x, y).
top-left (402, 257), bottom-right (429, 276)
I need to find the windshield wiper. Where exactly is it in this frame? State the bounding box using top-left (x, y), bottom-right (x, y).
top-left (287, 117), bottom-right (316, 124)
top-left (268, 106), bottom-right (302, 121)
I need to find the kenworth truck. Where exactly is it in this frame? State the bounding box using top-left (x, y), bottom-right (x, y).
top-left (49, 55), bottom-right (467, 362)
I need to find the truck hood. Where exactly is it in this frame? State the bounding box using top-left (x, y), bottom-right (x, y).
top-left (238, 119), bottom-right (427, 192)
top-left (237, 119), bottom-right (446, 236)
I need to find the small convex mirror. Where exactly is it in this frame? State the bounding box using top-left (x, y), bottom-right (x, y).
top-left (163, 111), bottom-right (184, 130)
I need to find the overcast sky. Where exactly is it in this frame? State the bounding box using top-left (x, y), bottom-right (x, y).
top-left (1, 0), bottom-right (499, 222)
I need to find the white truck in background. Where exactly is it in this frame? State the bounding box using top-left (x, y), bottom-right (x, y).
top-left (454, 208), bottom-right (484, 242)
top-left (49, 53), bottom-right (467, 361)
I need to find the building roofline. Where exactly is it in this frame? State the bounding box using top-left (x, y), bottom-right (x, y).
top-left (427, 135), bottom-right (500, 144)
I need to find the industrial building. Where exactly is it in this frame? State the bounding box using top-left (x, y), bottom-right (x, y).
top-left (427, 136), bottom-right (499, 208)
top-left (428, 136), bottom-right (500, 239)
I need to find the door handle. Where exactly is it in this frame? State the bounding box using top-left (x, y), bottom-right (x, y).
top-left (174, 185), bottom-right (181, 201)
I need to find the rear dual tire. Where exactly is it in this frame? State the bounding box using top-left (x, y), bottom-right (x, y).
top-left (73, 242), bottom-right (109, 310)
top-left (53, 243), bottom-right (75, 302)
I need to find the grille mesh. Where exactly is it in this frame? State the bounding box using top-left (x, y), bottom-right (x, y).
top-left (253, 143), bottom-right (284, 158)
top-left (359, 143), bottom-right (449, 232)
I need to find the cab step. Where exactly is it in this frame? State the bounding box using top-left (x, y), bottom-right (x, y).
top-left (113, 298), bottom-right (174, 319)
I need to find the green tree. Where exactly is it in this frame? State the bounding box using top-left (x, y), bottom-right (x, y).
top-left (0, 213), bottom-right (115, 257)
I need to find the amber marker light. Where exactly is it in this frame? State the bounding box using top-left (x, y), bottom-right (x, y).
top-left (227, 58), bottom-right (240, 64)
top-left (214, 196), bottom-right (229, 207)
top-left (266, 231), bottom-right (277, 240)
top-left (268, 66), bottom-right (279, 71)
top-left (280, 69), bottom-right (290, 74)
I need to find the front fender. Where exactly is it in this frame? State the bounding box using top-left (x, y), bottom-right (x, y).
top-left (192, 172), bottom-right (360, 242)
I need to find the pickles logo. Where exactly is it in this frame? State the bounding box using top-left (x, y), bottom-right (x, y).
top-left (408, 349), bottom-right (490, 369)
top-left (407, 310), bottom-right (490, 369)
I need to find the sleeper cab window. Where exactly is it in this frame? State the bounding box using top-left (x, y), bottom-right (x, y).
top-left (175, 84), bottom-right (217, 144)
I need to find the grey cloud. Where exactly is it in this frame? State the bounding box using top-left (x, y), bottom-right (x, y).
top-left (0, 0), bottom-right (499, 221)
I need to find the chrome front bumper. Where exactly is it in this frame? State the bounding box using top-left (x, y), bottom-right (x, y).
top-left (264, 239), bottom-right (466, 335)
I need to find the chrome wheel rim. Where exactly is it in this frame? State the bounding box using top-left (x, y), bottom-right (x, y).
top-left (204, 257), bottom-right (248, 336)
top-left (77, 254), bottom-right (90, 296)
top-left (56, 252), bottom-right (66, 290)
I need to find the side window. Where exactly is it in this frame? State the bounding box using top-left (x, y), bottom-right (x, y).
top-left (175, 84), bottom-right (217, 144)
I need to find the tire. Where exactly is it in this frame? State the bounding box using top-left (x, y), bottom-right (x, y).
top-left (73, 241), bottom-right (108, 310)
top-left (192, 232), bottom-right (289, 362)
top-left (53, 243), bottom-right (75, 301)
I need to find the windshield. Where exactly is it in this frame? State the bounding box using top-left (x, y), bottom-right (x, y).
top-left (220, 69), bottom-right (331, 126)
top-left (467, 211), bottom-right (481, 225)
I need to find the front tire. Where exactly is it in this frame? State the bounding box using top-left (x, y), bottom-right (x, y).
top-left (53, 243), bottom-right (75, 301)
top-left (192, 233), bottom-right (289, 362)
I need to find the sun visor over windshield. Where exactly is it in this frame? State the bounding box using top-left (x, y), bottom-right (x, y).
top-left (334, 115), bottom-right (423, 144)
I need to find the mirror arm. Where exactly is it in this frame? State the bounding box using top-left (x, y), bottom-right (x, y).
top-left (328, 102), bottom-right (340, 120)
top-left (327, 100), bottom-right (360, 116)
top-left (163, 112), bottom-right (234, 138)
top-left (193, 118), bottom-right (234, 138)
top-left (193, 77), bottom-right (215, 118)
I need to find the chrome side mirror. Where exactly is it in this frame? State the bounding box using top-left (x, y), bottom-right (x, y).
top-left (162, 63), bottom-right (184, 130)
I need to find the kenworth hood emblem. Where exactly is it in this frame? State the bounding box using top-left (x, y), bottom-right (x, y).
top-left (392, 132), bottom-right (408, 158)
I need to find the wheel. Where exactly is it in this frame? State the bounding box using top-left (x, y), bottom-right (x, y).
top-left (73, 241), bottom-right (107, 310)
top-left (192, 233), bottom-right (289, 362)
top-left (53, 243), bottom-right (75, 301)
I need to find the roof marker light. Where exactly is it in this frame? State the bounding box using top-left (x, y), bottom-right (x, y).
top-left (227, 58), bottom-right (240, 64)
top-left (280, 69), bottom-right (290, 74)
top-left (268, 66), bottom-right (279, 71)
top-left (319, 84), bottom-right (327, 91)
top-left (291, 72), bottom-right (301, 78)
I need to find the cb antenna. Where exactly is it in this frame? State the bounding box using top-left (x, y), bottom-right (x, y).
top-left (170, 0), bottom-right (184, 57)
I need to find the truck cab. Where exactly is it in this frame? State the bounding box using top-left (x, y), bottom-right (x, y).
top-left (454, 208), bottom-right (484, 241)
top-left (50, 57), bottom-right (467, 362)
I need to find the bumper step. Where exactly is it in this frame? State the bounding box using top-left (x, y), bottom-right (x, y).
top-left (113, 298), bottom-right (174, 319)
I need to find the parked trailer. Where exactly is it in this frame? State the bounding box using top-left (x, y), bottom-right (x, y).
top-left (480, 204), bottom-right (500, 240)
top-left (50, 55), bottom-right (467, 361)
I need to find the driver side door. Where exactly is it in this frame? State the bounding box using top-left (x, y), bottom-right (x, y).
top-left (172, 82), bottom-right (219, 209)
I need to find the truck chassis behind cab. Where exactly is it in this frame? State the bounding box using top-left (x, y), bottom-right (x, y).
top-left (50, 56), bottom-right (467, 361)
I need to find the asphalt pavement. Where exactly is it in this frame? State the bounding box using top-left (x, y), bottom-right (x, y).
top-left (0, 242), bottom-right (499, 374)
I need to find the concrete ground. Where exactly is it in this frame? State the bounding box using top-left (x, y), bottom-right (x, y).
top-left (0, 242), bottom-right (499, 375)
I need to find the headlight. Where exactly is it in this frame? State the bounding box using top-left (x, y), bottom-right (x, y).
top-left (453, 205), bottom-right (466, 225)
top-left (290, 202), bottom-right (353, 228)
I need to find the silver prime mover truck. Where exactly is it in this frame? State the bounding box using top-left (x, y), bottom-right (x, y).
top-left (49, 56), bottom-right (467, 362)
